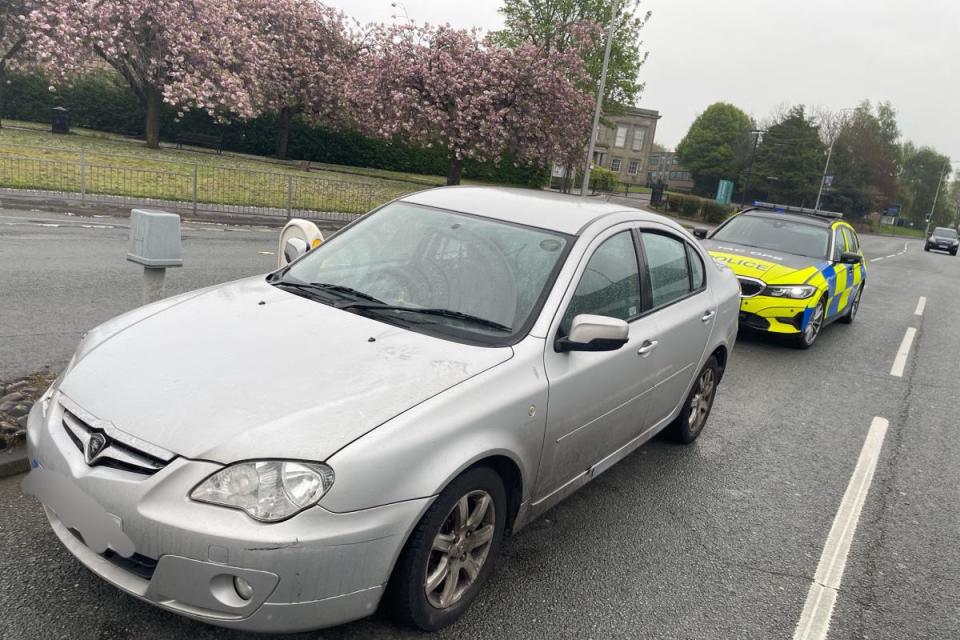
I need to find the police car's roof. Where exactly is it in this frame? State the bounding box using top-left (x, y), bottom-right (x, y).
top-left (401, 186), bottom-right (651, 235)
top-left (739, 208), bottom-right (836, 227)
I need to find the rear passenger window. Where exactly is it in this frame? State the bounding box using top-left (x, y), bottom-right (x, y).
top-left (687, 244), bottom-right (705, 290)
top-left (641, 233), bottom-right (690, 308)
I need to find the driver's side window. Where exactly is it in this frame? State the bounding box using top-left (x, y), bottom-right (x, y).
top-left (559, 231), bottom-right (642, 335)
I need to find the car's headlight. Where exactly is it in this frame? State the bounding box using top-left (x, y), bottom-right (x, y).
top-left (190, 461), bottom-right (335, 522)
top-left (764, 285), bottom-right (817, 299)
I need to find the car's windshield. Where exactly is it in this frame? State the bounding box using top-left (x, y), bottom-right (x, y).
top-left (933, 227), bottom-right (957, 238)
top-left (711, 214), bottom-right (830, 259)
top-left (278, 202), bottom-right (570, 344)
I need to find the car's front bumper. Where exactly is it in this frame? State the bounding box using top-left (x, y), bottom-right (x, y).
top-left (738, 295), bottom-right (813, 334)
top-left (25, 395), bottom-right (433, 633)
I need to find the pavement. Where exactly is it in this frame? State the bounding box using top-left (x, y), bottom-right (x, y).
top-left (1, 206), bottom-right (958, 639)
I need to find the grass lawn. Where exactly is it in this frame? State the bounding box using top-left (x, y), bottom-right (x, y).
top-left (0, 120), bottom-right (492, 213)
top-left (874, 224), bottom-right (926, 238)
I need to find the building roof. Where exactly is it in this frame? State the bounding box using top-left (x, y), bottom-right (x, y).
top-left (401, 186), bottom-right (643, 235)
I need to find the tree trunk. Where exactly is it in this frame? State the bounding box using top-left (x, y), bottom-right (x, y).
top-left (446, 156), bottom-right (464, 186)
top-left (0, 63), bottom-right (6, 130)
top-left (144, 87), bottom-right (162, 149)
top-left (275, 106), bottom-right (291, 160)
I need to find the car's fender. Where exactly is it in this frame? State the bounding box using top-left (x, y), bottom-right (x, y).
top-left (321, 337), bottom-right (549, 517)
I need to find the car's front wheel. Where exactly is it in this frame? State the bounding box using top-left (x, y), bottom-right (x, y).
top-left (791, 296), bottom-right (826, 349)
top-left (388, 466), bottom-right (506, 631)
top-left (667, 356), bottom-right (721, 444)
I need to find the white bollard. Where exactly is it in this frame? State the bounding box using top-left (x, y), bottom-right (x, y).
top-left (127, 209), bottom-right (182, 305)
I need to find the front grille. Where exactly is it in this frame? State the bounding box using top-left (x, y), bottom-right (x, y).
top-left (739, 311), bottom-right (770, 330)
top-left (61, 404), bottom-right (175, 476)
top-left (737, 277), bottom-right (765, 298)
top-left (68, 527), bottom-right (157, 579)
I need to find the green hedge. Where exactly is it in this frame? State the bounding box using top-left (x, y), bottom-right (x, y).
top-left (1, 70), bottom-right (547, 187)
top-left (657, 191), bottom-right (734, 223)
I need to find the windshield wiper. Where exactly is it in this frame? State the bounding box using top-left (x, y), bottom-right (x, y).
top-left (273, 280), bottom-right (383, 304)
top-left (341, 304), bottom-right (512, 333)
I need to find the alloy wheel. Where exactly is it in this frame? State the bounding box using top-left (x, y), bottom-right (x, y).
top-left (804, 300), bottom-right (825, 345)
top-left (688, 367), bottom-right (716, 433)
top-left (424, 490), bottom-right (496, 609)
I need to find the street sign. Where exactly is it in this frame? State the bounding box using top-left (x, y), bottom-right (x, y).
top-left (716, 179), bottom-right (734, 205)
top-left (887, 204), bottom-right (902, 217)
top-left (824, 175), bottom-right (834, 188)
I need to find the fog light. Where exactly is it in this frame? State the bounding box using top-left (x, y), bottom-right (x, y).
top-left (234, 576), bottom-right (254, 601)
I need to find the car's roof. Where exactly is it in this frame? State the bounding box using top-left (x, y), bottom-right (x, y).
top-left (400, 186), bottom-right (651, 235)
top-left (739, 208), bottom-right (836, 228)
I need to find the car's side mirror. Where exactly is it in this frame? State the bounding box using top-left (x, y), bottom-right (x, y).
top-left (692, 228), bottom-right (709, 239)
top-left (839, 251), bottom-right (862, 264)
top-left (556, 314), bottom-right (629, 352)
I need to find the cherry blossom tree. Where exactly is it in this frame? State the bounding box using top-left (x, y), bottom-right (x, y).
top-left (349, 23), bottom-right (595, 185)
top-left (31, 0), bottom-right (267, 148)
top-left (0, 0), bottom-right (43, 128)
top-left (244, 0), bottom-right (354, 159)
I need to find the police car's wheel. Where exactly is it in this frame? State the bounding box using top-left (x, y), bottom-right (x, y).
top-left (668, 356), bottom-right (720, 444)
top-left (839, 286), bottom-right (862, 325)
top-left (792, 297), bottom-right (826, 349)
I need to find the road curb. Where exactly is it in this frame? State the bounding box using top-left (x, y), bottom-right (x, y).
top-left (0, 447), bottom-right (29, 478)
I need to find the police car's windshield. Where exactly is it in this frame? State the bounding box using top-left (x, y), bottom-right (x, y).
top-left (933, 227), bottom-right (957, 238)
top-left (712, 215), bottom-right (830, 259)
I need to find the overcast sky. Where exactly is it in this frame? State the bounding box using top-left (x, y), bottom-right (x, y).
top-left (326, 0), bottom-right (960, 156)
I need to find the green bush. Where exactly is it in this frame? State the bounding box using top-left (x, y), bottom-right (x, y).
top-left (589, 166), bottom-right (620, 193)
top-left (2, 70), bottom-right (546, 187)
top-left (680, 195), bottom-right (701, 218)
top-left (702, 200), bottom-right (734, 224)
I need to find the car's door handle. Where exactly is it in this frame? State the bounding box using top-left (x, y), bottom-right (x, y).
top-left (701, 310), bottom-right (716, 322)
top-left (637, 340), bottom-right (659, 356)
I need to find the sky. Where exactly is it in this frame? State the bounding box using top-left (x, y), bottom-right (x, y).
top-left (325, 0), bottom-right (960, 156)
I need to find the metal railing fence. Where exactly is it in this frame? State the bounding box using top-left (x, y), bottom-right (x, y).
top-left (0, 145), bottom-right (423, 221)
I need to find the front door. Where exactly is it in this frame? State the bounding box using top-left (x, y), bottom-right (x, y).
top-left (538, 226), bottom-right (660, 501)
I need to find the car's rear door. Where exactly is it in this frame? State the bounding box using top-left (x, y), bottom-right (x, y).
top-left (637, 226), bottom-right (716, 427)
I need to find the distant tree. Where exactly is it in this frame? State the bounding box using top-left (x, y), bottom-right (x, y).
top-left (33, 0), bottom-right (265, 148)
top-left (246, 0), bottom-right (354, 159)
top-left (752, 105), bottom-right (825, 207)
top-left (824, 101), bottom-right (901, 217)
top-left (493, 0), bottom-right (650, 109)
top-left (899, 143), bottom-right (951, 226)
top-left (349, 22), bottom-right (595, 185)
top-left (675, 102), bottom-right (753, 197)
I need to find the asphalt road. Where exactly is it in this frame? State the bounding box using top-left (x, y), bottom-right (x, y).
top-left (0, 207), bottom-right (282, 380)
top-left (1, 214), bottom-right (956, 640)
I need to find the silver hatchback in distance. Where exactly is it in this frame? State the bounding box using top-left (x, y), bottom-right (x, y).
top-left (25, 187), bottom-right (740, 632)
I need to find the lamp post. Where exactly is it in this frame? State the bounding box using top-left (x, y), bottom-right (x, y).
top-left (739, 129), bottom-right (764, 206)
top-left (580, 0), bottom-right (621, 197)
top-left (814, 107), bottom-right (857, 212)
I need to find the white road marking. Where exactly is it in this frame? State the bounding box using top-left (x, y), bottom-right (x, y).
top-left (890, 327), bottom-right (917, 377)
top-left (257, 251), bottom-right (275, 255)
top-left (870, 257), bottom-right (884, 262)
top-left (885, 254), bottom-right (897, 259)
top-left (793, 417), bottom-right (890, 640)
top-left (914, 297), bottom-right (927, 316)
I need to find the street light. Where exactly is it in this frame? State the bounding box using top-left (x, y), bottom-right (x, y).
top-left (580, 0), bottom-right (621, 197)
top-left (740, 129), bottom-right (765, 205)
top-left (814, 107), bottom-right (857, 211)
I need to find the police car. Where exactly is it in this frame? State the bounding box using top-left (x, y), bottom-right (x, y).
top-left (694, 202), bottom-right (865, 349)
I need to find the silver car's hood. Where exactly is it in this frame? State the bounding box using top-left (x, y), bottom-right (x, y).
top-left (60, 277), bottom-right (512, 462)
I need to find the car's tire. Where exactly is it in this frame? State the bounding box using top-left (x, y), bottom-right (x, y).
top-left (667, 356), bottom-right (720, 444)
top-left (952, 250), bottom-right (958, 256)
top-left (924, 244), bottom-right (930, 252)
top-left (791, 296), bottom-right (827, 349)
top-left (388, 466), bottom-right (507, 631)
top-left (838, 286), bottom-right (863, 324)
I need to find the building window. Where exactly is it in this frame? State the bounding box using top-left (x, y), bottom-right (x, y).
top-left (628, 159), bottom-right (640, 175)
top-left (610, 157), bottom-right (622, 172)
top-left (649, 155), bottom-right (659, 165)
top-left (631, 127), bottom-right (646, 151)
top-left (614, 124), bottom-right (628, 148)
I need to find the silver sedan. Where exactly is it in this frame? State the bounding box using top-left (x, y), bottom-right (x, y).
top-left (24, 187), bottom-right (740, 632)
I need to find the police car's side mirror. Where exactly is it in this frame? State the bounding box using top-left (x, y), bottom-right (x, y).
top-left (692, 228), bottom-right (709, 239)
top-left (839, 251), bottom-right (862, 265)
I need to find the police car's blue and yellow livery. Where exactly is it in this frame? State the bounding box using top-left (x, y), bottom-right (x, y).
top-left (699, 202), bottom-right (866, 348)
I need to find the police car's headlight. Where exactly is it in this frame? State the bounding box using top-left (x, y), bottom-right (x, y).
top-left (764, 285), bottom-right (817, 299)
